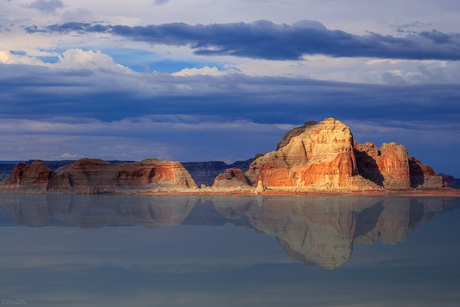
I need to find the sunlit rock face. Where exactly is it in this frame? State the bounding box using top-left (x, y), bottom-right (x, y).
top-left (1, 158), bottom-right (197, 193)
top-left (245, 117), bottom-right (443, 191)
top-left (245, 118), bottom-right (373, 190)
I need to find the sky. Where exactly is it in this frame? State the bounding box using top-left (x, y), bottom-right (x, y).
top-left (0, 0), bottom-right (459, 176)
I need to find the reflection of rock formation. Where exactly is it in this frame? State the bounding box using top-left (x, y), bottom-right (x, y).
top-left (0, 194), bottom-right (198, 229)
top-left (0, 195), bottom-right (457, 269)
top-left (211, 196), bottom-right (459, 269)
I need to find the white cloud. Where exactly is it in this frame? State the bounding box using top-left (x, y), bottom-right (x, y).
top-left (172, 66), bottom-right (228, 77)
top-left (0, 50), bottom-right (47, 65)
top-left (54, 49), bottom-right (132, 73)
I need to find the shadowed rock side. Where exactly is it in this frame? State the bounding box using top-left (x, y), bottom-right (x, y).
top-left (241, 118), bottom-right (444, 191)
top-left (0, 158), bottom-right (197, 194)
top-left (0, 195), bottom-right (457, 269)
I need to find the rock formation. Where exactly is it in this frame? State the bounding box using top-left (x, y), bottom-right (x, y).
top-left (354, 142), bottom-right (410, 189)
top-left (212, 167), bottom-right (252, 189)
top-left (1, 158), bottom-right (197, 193)
top-left (0, 117), bottom-right (447, 194)
top-left (243, 118), bottom-right (444, 191)
top-left (1, 161), bottom-right (71, 191)
top-left (245, 118), bottom-right (374, 190)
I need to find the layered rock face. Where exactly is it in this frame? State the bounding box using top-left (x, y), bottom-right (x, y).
top-left (1, 158), bottom-right (197, 193)
top-left (245, 118), bottom-right (365, 190)
top-left (244, 118), bottom-right (444, 191)
top-left (2, 161), bottom-right (71, 190)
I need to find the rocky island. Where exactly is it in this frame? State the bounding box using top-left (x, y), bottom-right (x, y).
top-left (0, 118), bottom-right (456, 195)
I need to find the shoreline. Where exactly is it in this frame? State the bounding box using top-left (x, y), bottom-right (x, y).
top-left (2, 187), bottom-right (458, 197)
top-left (136, 188), bottom-right (460, 197)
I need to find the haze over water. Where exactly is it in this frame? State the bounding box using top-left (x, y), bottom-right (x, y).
top-left (0, 194), bottom-right (459, 306)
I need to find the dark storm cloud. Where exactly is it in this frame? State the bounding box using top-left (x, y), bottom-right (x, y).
top-left (21, 0), bottom-right (64, 14)
top-left (26, 20), bottom-right (460, 61)
top-left (0, 63), bottom-right (459, 125)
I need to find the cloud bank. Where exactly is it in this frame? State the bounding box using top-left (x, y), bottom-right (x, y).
top-left (26, 20), bottom-right (460, 61)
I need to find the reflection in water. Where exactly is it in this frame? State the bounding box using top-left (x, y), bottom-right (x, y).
top-left (0, 194), bottom-right (458, 269)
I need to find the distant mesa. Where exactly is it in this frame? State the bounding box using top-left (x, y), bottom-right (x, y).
top-left (438, 173), bottom-right (460, 189)
top-left (0, 118), bottom-right (451, 194)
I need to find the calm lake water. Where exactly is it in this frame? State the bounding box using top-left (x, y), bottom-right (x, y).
top-left (0, 194), bottom-right (459, 306)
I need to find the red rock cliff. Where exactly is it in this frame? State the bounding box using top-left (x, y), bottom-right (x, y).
top-left (245, 118), bottom-right (367, 190)
top-left (245, 118), bottom-right (444, 191)
top-left (1, 158), bottom-right (197, 193)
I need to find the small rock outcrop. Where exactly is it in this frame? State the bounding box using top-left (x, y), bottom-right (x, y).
top-left (212, 167), bottom-right (252, 189)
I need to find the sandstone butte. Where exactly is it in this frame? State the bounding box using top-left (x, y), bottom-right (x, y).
top-left (0, 117), bottom-right (452, 194)
top-left (221, 117), bottom-right (446, 192)
top-left (0, 158), bottom-right (197, 194)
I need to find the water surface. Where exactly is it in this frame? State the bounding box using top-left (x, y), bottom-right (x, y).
top-left (0, 194), bottom-right (459, 306)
